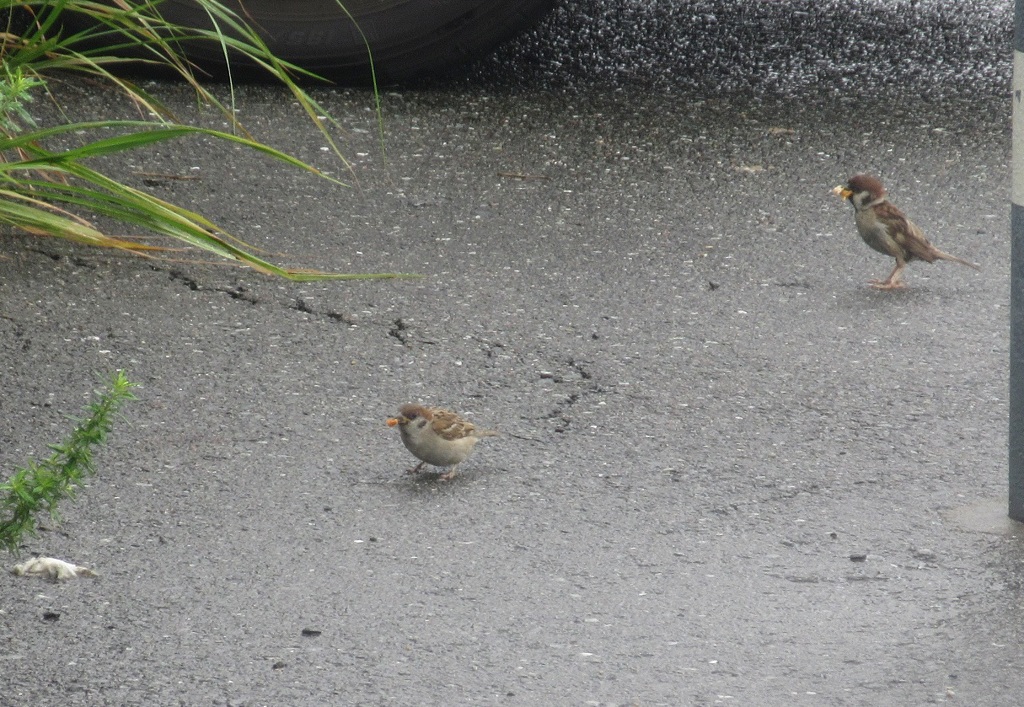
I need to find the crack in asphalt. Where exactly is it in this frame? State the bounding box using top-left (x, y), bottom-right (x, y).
top-left (388, 317), bottom-right (410, 346)
top-left (163, 267), bottom-right (201, 291)
top-left (148, 264), bottom-right (366, 325)
top-left (290, 297), bottom-right (358, 325)
top-left (28, 247), bottom-right (96, 269)
top-left (218, 284), bottom-right (258, 304)
top-left (540, 356), bottom-right (605, 433)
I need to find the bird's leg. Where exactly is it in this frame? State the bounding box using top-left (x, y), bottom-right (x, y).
top-left (870, 259), bottom-right (907, 290)
top-left (438, 465), bottom-right (459, 481)
top-left (405, 461), bottom-right (426, 475)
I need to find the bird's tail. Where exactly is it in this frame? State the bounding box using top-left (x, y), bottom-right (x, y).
top-left (936, 250), bottom-right (981, 271)
top-left (477, 429), bottom-right (500, 438)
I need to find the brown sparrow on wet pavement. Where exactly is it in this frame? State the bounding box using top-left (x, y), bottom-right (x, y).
top-left (387, 403), bottom-right (498, 480)
top-left (832, 174), bottom-right (980, 290)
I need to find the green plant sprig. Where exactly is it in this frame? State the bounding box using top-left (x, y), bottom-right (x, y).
top-left (0, 370), bottom-right (137, 555)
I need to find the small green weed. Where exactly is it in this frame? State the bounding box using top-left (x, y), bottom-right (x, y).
top-left (0, 370), bottom-right (137, 555)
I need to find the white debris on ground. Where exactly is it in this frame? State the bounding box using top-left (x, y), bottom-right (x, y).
top-left (11, 557), bottom-right (97, 581)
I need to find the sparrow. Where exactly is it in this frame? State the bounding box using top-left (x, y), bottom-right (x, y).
top-left (832, 174), bottom-right (980, 290)
top-left (386, 403), bottom-right (498, 480)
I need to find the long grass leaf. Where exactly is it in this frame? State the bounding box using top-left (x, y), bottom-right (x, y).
top-left (0, 120), bottom-right (345, 185)
top-left (0, 194), bottom-right (163, 249)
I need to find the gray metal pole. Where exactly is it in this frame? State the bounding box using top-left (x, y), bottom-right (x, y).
top-left (1011, 0), bottom-right (1024, 522)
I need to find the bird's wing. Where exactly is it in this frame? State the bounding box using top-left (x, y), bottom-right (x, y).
top-left (429, 408), bottom-right (476, 441)
top-left (877, 203), bottom-right (938, 262)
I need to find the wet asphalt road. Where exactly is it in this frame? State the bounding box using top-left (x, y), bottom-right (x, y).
top-left (2, 1), bottom-right (1023, 705)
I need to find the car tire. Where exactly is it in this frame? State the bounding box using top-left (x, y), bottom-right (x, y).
top-left (80, 0), bottom-right (556, 82)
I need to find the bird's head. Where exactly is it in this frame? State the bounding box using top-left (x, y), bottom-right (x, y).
top-left (387, 403), bottom-right (430, 429)
top-left (832, 173), bottom-right (887, 210)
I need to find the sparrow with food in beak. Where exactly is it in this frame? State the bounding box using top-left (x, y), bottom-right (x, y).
top-left (832, 174), bottom-right (979, 290)
top-left (387, 404), bottom-right (498, 480)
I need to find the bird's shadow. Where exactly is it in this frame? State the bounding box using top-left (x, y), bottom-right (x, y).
top-left (397, 469), bottom-right (473, 495)
top-left (838, 282), bottom-right (944, 309)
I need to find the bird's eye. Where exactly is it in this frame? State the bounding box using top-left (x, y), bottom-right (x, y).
top-left (406, 411), bottom-right (418, 420)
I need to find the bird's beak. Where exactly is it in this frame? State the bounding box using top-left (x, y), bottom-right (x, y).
top-left (386, 416), bottom-right (404, 427)
top-left (832, 185), bottom-right (853, 199)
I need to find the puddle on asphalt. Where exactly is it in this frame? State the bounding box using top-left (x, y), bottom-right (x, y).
top-left (945, 498), bottom-right (1024, 536)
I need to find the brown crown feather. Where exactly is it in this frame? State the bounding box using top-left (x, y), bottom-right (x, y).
top-left (846, 173), bottom-right (887, 200)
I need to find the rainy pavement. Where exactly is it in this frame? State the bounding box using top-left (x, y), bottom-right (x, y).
top-left (2, 1), bottom-right (1022, 704)
top-left (469, 0), bottom-right (1010, 97)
